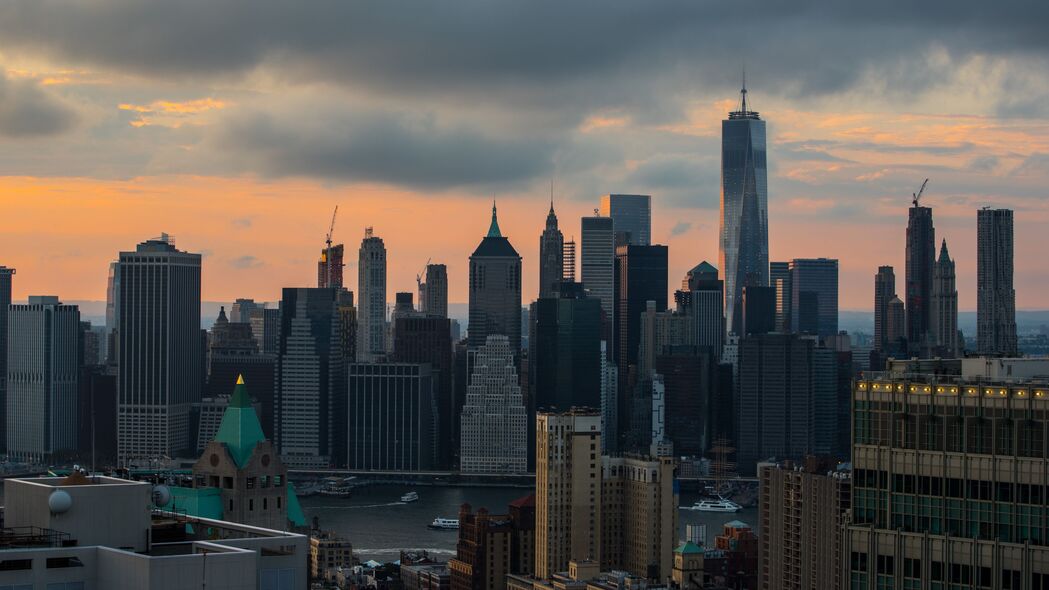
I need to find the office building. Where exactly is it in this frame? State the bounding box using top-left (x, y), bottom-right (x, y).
top-left (529, 282), bottom-right (602, 411)
top-left (318, 242), bottom-right (345, 289)
top-left (1, 474), bottom-right (307, 589)
top-left (250, 306), bottom-right (280, 355)
top-left (977, 207), bottom-right (1017, 356)
top-left (760, 456), bottom-right (851, 590)
top-left (600, 194), bottom-right (651, 246)
top-left (930, 239), bottom-right (960, 357)
top-left (873, 266), bottom-right (896, 351)
top-left (77, 366), bottom-right (118, 466)
top-left (336, 289), bottom-right (357, 363)
top-left (708, 521), bottom-right (759, 589)
top-left (637, 303), bottom-right (694, 380)
top-left (6, 296), bottom-right (80, 463)
top-left (535, 411), bottom-right (602, 580)
top-left (539, 202), bottom-right (565, 298)
top-left (310, 530), bottom-right (356, 581)
top-left (600, 342), bottom-right (618, 455)
top-left (421, 263), bottom-right (449, 318)
top-left (654, 348), bottom-right (720, 457)
top-left (275, 287), bottom-right (343, 468)
top-left (0, 265), bottom-right (13, 454)
top-left (345, 363), bottom-right (437, 471)
top-left (402, 562), bottom-right (451, 590)
top-left (886, 296), bottom-right (906, 351)
top-left (393, 315), bottom-right (453, 468)
top-left (469, 204), bottom-right (522, 356)
top-left (845, 375), bottom-right (1049, 586)
top-left (357, 228), bottom-right (387, 362)
top-left (460, 335), bottom-right (527, 475)
top-left (789, 258), bottom-right (838, 337)
top-left (563, 240), bottom-right (576, 282)
top-left (104, 261), bottom-right (117, 363)
top-left (906, 201), bottom-right (935, 353)
top-left (600, 452), bottom-right (678, 580)
top-left (614, 244), bottom-right (668, 370)
top-left (683, 261), bottom-right (724, 353)
top-left (742, 285), bottom-right (776, 336)
top-left (770, 261), bottom-right (791, 333)
top-left (448, 496), bottom-right (536, 590)
top-left (116, 234), bottom-right (202, 462)
top-left (230, 298), bottom-right (261, 324)
top-left (720, 83), bottom-right (769, 336)
top-left (581, 214), bottom-right (616, 350)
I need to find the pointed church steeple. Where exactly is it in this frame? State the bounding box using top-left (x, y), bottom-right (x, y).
top-left (488, 201), bottom-right (502, 238)
top-left (938, 238), bottom-right (951, 263)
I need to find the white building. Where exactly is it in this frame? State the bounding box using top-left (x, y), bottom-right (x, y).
top-left (0, 474), bottom-right (307, 589)
top-left (356, 228), bottom-right (387, 362)
top-left (459, 335), bottom-right (527, 474)
top-left (6, 296), bottom-right (80, 462)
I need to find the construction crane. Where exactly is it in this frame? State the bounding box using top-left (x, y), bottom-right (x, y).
top-left (324, 206), bottom-right (338, 287)
top-left (416, 258), bottom-right (431, 312)
top-left (912, 178), bottom-right (929, 207)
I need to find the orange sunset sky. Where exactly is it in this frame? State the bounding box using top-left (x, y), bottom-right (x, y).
top-left (1, 2), bottom-right (1048, 311)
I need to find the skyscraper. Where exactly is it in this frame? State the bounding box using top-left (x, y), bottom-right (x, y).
top-left (116, 235), bottom-right (202, 461)
top-left (770, 261), bottom-right (791, 333)
top-left (600, 194), bottom-right (651, 246)
top-left (206, 307), bottom-right (276, 438)
top-left (0, 265), bottom-right (13, 454)
top-left (6, 296), bottom-right (80, 463)
top-left (977, 207), bottom-right (1017, 356)
top-left (468, 203), bottom-right (522, 355)
top-left (562, 239), bottom-right (576, 282)
top-left (318, 243), bottom-right (345, 289)
top-left (459, 335), bottom-right (527, 475)
top-left (421, 263), bottom-right (448, 318)
top-left (538, 201), bottom-right (564, 298)
top-left (581, 214), bottom-right (615, 351)
top-left (357, 228), bottom-right (387, 362)
top-left (392, 315), bottom-right (453, 468)
top-left (789, 258), bottom-right (839, 337)
top-left (742, 285), bottom-right (776, 336)
top-left (529, 282), bottom-right (602, 411)
top-left (873, 266), bottom-right (896, 351)
top-left (274, 287), bottom-right (343, 468)
top-left (886, 296), bottom-right (906, 349)
top-left (906, 201), bottom-right (935, 353)
top-left (683, 261), bottom-right (724, 353)
top-left (720, 83), bottom-right (769, 336)
top-left (345, 363), bottom-right (436, 471)
top-left (229, 298), bottom-right (261, 324)
top-left (614, 244), bottom-right (669, 370)
top-left (931, 240), bottom-right (959, 357)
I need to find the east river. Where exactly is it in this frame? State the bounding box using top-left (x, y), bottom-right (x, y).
top-left (301, 484), bottom-right (759, 563)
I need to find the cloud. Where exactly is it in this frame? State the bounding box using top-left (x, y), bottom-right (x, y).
top-left (230, 255), bottom-right (262, 269)
top-left (118, 97), bottom-right (228, 127)
top-left (1012, 153), bottom-right (1049, 177)
top-left (0, 72), bottom-right (78, 137)
top-left (670, 221), bottom-right (692, 236)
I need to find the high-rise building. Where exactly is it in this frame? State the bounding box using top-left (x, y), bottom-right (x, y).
top-left (345, 363), bottom-right (436, 471)
top-left (614, 244), bottom-right (669, 370)
top-left (229, 298), bottom-right (261, 324)
top-left (581, 215), bottom-right (615, 352)
top-left (393, 315), bottom-right (453, 468)
top-left (336, 289), bottom-right (357, 363)
top-left (742, 285), bottom-right (776, 336)
top-left (421, 263), bottom-right (449, 318)
top-left (357, 228), bottom-right (387, 362)
top-left (529, 282), bottom-right (602, 412)
top-left (0, 265), bottom-right (13, 454)
top-left (977, 207), bottom-right (1017, 356)
top-left (906, 202), bottom-right (935, 353)
top-left (600, 452), bottom-right (678, 580)
top-left (600, 194), bottom-right (651, 246)
top-left (720, 83), bottom-right (769, 336)
top-left (562, 240), bottom-right (576, 282)
top-left (318, 243), bottom-right (345, 289)
top-left (760, 456), bottom-right (850, 590)
top-left (535, 411), bottom-right (602, 580)
top-left (654, 348), bottom-right (721, 456)
top-left (683, 261), bottom-right (724, 353)
top-left (274, 287), bottom-right (343, 468)
top-left (459, 335), bottom-right (527, 474)
top-left (873, 266), bottom-right (896, 351)
top-left (789, 258), bottom-right (838, 337)
top-left (885, 296), bottom-right (907, 351)
top-left (468, 204), bottom-right (522, 356)
top-left (599, 342), bottom-right (618, 455)
top-left (448, 496), bottom-right (536, 590)
top-left (6, 296), bottom-right (80, 462)
top-left (116, 235), bottom-right (202, 461)
top-left (845, 375), bottom-right (1049, 586)
top-left (249, 306), bottom-right (279, 355)
top-left (539, 202), bottom-right (565, 298)
top-left (931, 239), bottom-right (959, 357)
top-left (206, 307), bottom-right (276, 438)
top-left (770, 261), bottom-right (791, 333)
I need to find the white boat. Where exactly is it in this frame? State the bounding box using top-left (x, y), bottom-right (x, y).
top-left (400, 491), bottom-right (419, 503)
top-left (318, 477), bottom-right (354, 498)
top-left (427, 517), bottom-right (459, 530)
top-left (680, 496), bottom-right (741, 513)
top-left (293, 482), bottom-right (321, 497)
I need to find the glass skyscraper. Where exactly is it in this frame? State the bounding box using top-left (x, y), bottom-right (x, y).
top-left (719, 84), bottom-right (769, 336)
top-left (600, 194), bottom-right (651, 246)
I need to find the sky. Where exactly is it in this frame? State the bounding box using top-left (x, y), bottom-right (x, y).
top-left (1, 1), bottom-right (1049, 310)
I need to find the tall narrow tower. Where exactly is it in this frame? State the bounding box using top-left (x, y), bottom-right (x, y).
top-left (905, 199), bottom-right (935, 354)
top-left (356, 228), bottom-right (387, 362)
top-left (538, 200), bottom-right (564, 298)
top-left (977, 208), bottom-right (1017, 356)
top-left (719, 79), bottom-right (769, 336)
top-left (0, 266), bottom-right (13, 454)
top-left (931, 240), bottom-right (959, 357)
top-left (874, 266), bottom-right (896, 351)
top-left (468, 203), bottom-right (522, 355)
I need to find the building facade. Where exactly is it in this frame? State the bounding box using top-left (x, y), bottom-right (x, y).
top-left (459, 335), bottom-right (527, 474)
top-left (930, 240), bottom-right (959, 357)
top-left (0, 265), bottom-right (13, 454)
top-left (345, 363), bottom-right (437, 471)
top-left (770, 261), bottom-right (791, 334)
top-left (600, 194), bottom-right (651, 247)
top-left (977, 207), bottom-right (1017, 356)
top-left (539, 203), bottom-right (565, 299)
top-left (468, 204), bottom-right (522, 356)
top-left (422, 263), bottom-right (449, 319)
top-left (905, 203), bottom-right (935, 354)
top-left (393, 315), bottom-right (453, 469)
top-left (357, 228), bottom-right (388, 362)
top-left (448, 496), bottom-right (535, 590)
top-left (789, 258), bottom-right (838, 337)
top-left (873, 266), bottom-right (896, 352)
top-left (318, 243), bottom-right (345, 289)
top-left (529, 283), bottom-right (602, 412)
top-left (581, 215), bottom-right (616, 352)
top-left (600, 452), bottom-right (677, 580)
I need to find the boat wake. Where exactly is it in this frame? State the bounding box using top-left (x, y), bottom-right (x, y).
top-left (356, 548), bottom-right (456, 556)
top-left (305, 502), bottom-right (405, 510)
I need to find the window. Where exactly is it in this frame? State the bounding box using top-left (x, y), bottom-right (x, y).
top-left (46, 557), bottom-right (84, 568)
top-left (0, 559), bottom-right (32, 571)
top-left (249, 499), bottom-right (254, 511)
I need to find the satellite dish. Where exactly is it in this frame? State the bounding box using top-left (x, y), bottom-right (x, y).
top-left (152, 484), bottom-right (172, 507)
top-left (49, 490), bottom-right (73, 514)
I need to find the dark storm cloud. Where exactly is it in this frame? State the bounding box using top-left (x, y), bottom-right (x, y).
top-left (213, 106), bottom-right (554, 189)
top-left (0, 73), bottom-right (77, 137)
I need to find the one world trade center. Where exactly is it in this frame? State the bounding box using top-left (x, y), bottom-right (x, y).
top-left (719, 80), bottom-right (768, 336)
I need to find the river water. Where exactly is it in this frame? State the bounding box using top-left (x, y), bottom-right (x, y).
top-left (301, 484), bottom-right (759, 563)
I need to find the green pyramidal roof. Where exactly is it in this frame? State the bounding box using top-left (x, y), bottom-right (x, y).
top-left (214, 375), bottom-right (267, 468)
top-left (675, 541), bottom-right (703, 555)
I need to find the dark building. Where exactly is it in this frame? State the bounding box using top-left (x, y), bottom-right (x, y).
top-left (249, 307), bottom-right (280, 355)
top-left (0, 266), bottom-right (11, 453)
top-left (770, 261), bottom-right (791, 333)
top-left (229, 298), bottom-right (261, 324)
top-left (318, 243), bottom-right (345, 289)
top-left (682, 261), bottom-right (724, 353)
top-left (393, 315), bottom-right (453, 469)
top-left (654, 347), bottom-right (720, 456)
top-left (873, 266), bottom-right (896, 351)
top-left (977, 207), bottom-right (1017, 356)
top-left (600, 194), bottom-right (652, 247)
top-left (538, 202), bottom-right (564, 299)
top-left (448, 495), bottom-right (535, 590)
top-left (906, 203), bottom-right (935, 354)
top-left (742, 285), bottom-right (776, 336)
top-left (76, 366), bottom-right (118, 468)
top-left (345, 363), bottom-right (436, 471)
top-left (789, 258), bottom-right (838, 337)
top-left (468, 203), bottom-right (522, 356)
top-left (528, 282), bottom-right (602, 411)
top-left (207, 307), bottom-right (277, 438)
top-left (421, 263), bottom-right (449, 319)
top-left (275, 287), bottom-right (343, 468)
top-left (580, 215), bottom-right (615, 353)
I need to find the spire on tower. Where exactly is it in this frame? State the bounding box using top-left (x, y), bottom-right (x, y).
top-left (487, 201), bottom-right (502, 238)
top-left (729, 67), bottom-right (760, 120)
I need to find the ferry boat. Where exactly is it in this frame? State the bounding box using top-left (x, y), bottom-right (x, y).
top-left (318, 477), bottom-right (354, 498)
top-left (680, 496), bottom-right (742, 513)
top-left (400, 491), bottom-right (419, 503)
top-left (427, 517), bottom-right (459, 530)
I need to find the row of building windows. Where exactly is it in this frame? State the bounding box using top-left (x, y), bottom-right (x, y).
top-left (851, 552), bottom-right (1045, 590)
top-left (855, 405), bottom-right (1046, 456)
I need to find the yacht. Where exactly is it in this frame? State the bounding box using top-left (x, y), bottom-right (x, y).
top-left (427, 517), bottom-right (459, 530)
top-left (680, 496), bottom-right (741, 513)
top-left (400, 491), bottom-right (419, 503)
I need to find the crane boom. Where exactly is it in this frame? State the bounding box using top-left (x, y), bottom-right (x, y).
top-left (324, 206), bottom-right (339, 288)
top-left (912, 178), bottom-right (929, 207)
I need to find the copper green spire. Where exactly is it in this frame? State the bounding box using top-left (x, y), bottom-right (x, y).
top-left (487, 201), bottom-right (502, 238)
top-left (214, 375), bottom-right (266, 468)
